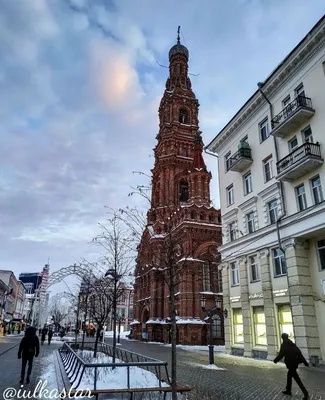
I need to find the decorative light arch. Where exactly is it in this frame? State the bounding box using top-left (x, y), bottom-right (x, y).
top-left (48, 264), bottom-right (90, 287)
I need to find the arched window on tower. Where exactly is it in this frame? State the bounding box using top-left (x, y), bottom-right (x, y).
top-left (179, 108), bottom-right (188, 124)
top-left (179, 180), bottom-right (189, 203)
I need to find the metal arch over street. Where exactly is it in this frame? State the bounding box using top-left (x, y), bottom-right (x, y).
top-left (48, 263), bottom-right (90, 287)
top-left (49, 291), bottom-right (76, 304)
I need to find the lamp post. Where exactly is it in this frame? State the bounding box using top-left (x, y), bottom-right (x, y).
top-left (105, 268), bottom-right (122, 364)
top-left (201, 294), bottom-right (228, 366)
top-left (74, 293), bottom-right (81, 345)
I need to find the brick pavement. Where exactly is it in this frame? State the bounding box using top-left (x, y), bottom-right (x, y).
top-left (104, 338), bottom-right (325, 400)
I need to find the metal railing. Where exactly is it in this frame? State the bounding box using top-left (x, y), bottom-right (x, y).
top-left (59, 341), bottom-right (170, 391)
top-left (271, 95), bottom-right (313, 129)
top-left (276, 142), bottom-right (322, 175)
top-left (226, 147), bottom-right (252, 171)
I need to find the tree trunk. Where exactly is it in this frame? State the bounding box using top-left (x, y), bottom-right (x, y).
top-left (169, 271), bottom-right (177, 400)
top-left (93, 326), bottom-right (101, 358)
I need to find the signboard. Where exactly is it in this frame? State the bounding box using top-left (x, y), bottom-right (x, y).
top-left (273, 289), bottom-right (288, 297)
top-left (249, 293), bottom-right (263, 300)
top-left (230, 296), bottom-right (241, 303)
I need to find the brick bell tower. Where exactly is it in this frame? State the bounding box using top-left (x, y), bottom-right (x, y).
top-left (131, 29), bottom-right (223, 345)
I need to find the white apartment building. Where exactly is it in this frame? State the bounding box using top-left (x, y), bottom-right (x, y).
top-left (206, 16), bottom-right (325, 364)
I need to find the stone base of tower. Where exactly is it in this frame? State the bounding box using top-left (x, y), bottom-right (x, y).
top-left (131, 322), bottom-right (224, 346)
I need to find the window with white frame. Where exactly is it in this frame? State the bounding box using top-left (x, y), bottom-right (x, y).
top-left (226, 184), bottom-right (234, 206)
top-left (295, 184), bottom-right (307, 211)
top-left (317, 240), bottom-right (325, 271)
top-left (243, 171), bottom-right (253, 195)
top-left (282, 95), bottom-right (291, 107)
top-left (229, 222), bottom-right (236, 242)
top-left (295, 83), bottom-right (305, 98)
top-left (230, 262), bottom-right (239, 286)
top-left (263, 156), bottom-right (273, 182)
top-left (202, 263), bottom-right (211, 291)
top-left (259, 118), bottom-right (270, 142)
top-left (267, 199), bottom-right (278, 224)
top-left (249, 255), bottom-right (259, 282)
top-left (212, 314), bottom-right (222, 338)
top-left (302, 126), bottom-right (313, 143)
top-left (278, 305), bottom-right (294, 342)
top-left (288, 136), bottom-right (298, 151)
top-left (232, 309), bottom-right (244, 343)
top-left (253, 307), bottom-right (267, 346)
top-left (310, 175), bottom-right (324, 204)
top-left (273, 248), bottom-right (287, 276)
top-left (246, 212), bottom-right (255, 234)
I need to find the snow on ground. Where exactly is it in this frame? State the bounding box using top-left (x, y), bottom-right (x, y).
top-left (74, 350), bottom-right (169, 390)
top-left (184, 361), bottom-right (226, 371)
top-left (104, 330), bottom-right (130, 338)
top-left (163, 344), bottom-right (226, 353)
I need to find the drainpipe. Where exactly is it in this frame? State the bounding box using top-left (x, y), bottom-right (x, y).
top-left (204, 148), bottom-right (219, 158)
top-left (257, 82), bottom-right (286, 219)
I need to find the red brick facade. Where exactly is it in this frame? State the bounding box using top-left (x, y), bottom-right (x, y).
top-left (132, 36), bottom-right (223, 345)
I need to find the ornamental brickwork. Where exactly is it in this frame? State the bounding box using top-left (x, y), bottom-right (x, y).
top-left (132, 34), bottom-right (223, 345)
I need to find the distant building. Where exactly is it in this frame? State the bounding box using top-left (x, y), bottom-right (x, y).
top-left (19, 272), bottom-right (42, 294)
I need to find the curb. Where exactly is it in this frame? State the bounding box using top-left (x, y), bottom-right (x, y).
top-left (0, 343), bottom-right (19, 357)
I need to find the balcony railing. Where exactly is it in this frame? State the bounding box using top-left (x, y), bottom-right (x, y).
top-left (276, 142), bottom-right (323, 181)
top-left (271, 96), bottom-right (315, 137)
top-left (226, 147), bottom-right (252, 172)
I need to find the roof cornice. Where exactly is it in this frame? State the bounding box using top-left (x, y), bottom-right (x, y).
top-left (207, 17), bottom-right (325, 152)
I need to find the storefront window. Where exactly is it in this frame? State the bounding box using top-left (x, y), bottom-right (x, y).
top-left (253, 307), bottom-right (267, 346)
top-left (233, 309), bottom-right (244, 344)
top-left (278, 304), bottom-right (294, 342)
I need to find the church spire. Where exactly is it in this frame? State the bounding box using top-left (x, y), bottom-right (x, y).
top-left (177, 25), bottom-right (181, 44)
top-left (192, 131), bottom-right (207, 171)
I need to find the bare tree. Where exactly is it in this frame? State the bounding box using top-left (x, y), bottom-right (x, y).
top-left (84, 210), bottom-right (136, 359)
top-left (50, 299), bottom-right (71, 330)
top-left (118, 176), bottom-right (197, 400)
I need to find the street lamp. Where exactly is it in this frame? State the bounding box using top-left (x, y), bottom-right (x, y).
top-left (201, 295), bottom-right (228, 365)
top-left (105, 268), bottom-right (122, 364)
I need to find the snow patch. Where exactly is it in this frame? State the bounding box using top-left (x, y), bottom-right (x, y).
top-left (186, 361), bottom-right (226, 371)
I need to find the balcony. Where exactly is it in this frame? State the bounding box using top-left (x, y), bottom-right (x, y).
top-left (226, 147), bottom-right (252, 172)
top-left (271, 96), bottom-right (315, 138)
top-left (276, 142), bottom-right (323, 182)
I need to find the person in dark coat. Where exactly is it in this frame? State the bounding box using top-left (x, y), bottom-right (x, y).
top-left (48, 328), bottom-right (53, 345)
top-left (41, 325), bottom-right (48, 345)
top-left (274, 333), bottom-right (309, 399)
top-left (18, 326), bottom-right (40, 384)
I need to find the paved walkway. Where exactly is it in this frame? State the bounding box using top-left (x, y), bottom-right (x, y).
top-left (104, 338), bottom-right (325, 400)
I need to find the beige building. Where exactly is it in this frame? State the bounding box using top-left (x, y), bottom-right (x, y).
top-left (207, 16), bottom-right (325, 364)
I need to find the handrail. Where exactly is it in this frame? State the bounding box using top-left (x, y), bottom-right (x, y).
top-left (271, 95), bottom-right (313, 129)
top-left (226, 147), bottom-right (252, 171)
top-left (276, 142), bottom-right (321, 174)
top-left (59, 341), bottom-right (171, 390)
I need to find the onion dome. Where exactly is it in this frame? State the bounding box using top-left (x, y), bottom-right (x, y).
top-left (169, 26), bottom-right (189, 60)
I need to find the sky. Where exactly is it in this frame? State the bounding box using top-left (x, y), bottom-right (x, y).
top-left (0, 0), bottom-right (324, 294)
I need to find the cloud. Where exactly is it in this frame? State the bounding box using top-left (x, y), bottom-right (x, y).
top-left (0, 0), bottom-right (324, 290)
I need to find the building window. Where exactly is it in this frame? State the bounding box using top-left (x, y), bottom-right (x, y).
top-left (225, 152), bottom-right (231, 171)
top-left (202, 263), bottom-right (211, 291)
top-left (268, 199), bottom-right (278, 224)
top-left (212, 315), bottom-right (222, 338)
top-left (317, 240), bottom-right (325, 271)
top-left (278, 305), bottom-right (294, 342)
top-left (226, 184), bottom-right (234, 206)
top-left (273, 248), bottom-right (287, 276)
top-left (253, 307), bottom-right (267, 346)
top-left (282, 95), bottom-right (291, 107)
top-left (263, 156), bottom-right (273, 182)
top-left (243, 172), bottom-right (253, 195)
top-left (179, 108), bottom-right (188, 124)
top-left (229, 222), bottom-right (236, 242)
top-left (230, 262), bottom-right (239, 286)
top-left (249, 255), bottom-right (259, 282)
top-left (288, 136), bottom-right (298, 151)
top-left (179, 180), bottom-right (189, 203)
top-left (246, 212), bottom-right (255, 234)
top-left (310, 175), bottom-right (324, 204)
top-left (259, 118), bottom-right (270, 142)
top-left (295, 184), bottom-right (307, 211)
top-left (232, 309), bottom-right (244, 344)
top-left (302, 125), bottom-right (313, 143)
top-left (295, 83), bottom-right (305, 98)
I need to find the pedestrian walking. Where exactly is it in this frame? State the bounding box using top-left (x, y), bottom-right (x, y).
top-left (48, 328), bottom-right (53, 345)
top-left (18, 326), bottom-right (40, 384)
top-left (274, 333), bottom-right (309, 399)
top-left (41, 325), bottom-right (48, 345)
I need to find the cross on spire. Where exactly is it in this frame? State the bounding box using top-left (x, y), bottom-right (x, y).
top-left (177, 26), bottom-right (181, 44)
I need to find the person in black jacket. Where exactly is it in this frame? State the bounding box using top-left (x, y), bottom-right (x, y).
top-left (274, 333), bottom-right (309, 399)
top-left (41, 325), bottom-right (48, 345)
top-left (18, 326), bottom-right (40, 384)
